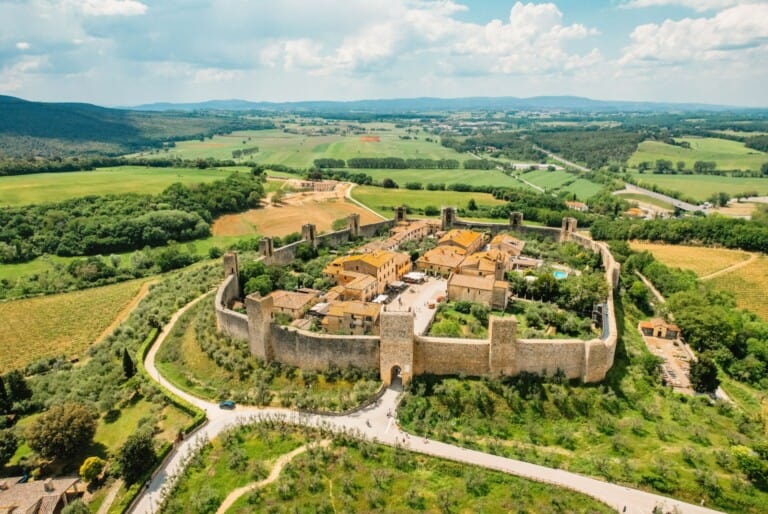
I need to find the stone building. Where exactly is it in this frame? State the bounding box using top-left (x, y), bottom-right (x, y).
top-left (321, 301), bottom-right (382, 335)
top-left (489, 233), bottom-right (525, 256)
top-left (438, 229), bottom-right (485, 254)
top-left (447, 273), bottom-right (509, 310)
top-left (416, 246), bottom-right (466, 277)
top-left (639, 318), bottom-right (681, 340)
top-left (269, 290), bottom-right (319, 320)
top-left (323, 250), bottom-right (411, 296)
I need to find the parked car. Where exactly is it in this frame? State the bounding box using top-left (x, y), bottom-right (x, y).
top-left (219, 400), bottom-right (236, 410)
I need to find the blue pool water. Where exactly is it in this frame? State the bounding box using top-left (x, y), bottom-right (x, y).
top-left (553, 271), bottom-right (568, 280)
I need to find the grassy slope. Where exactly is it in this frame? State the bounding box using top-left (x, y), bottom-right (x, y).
top-left (628, 172), bottom-right (768, 201)
top-left (628, 137), bottom-right (768, 171)
top-left (0, 166), bottom-right (245, 206)
top-left (616, 192), bottom-right (675, 210)
top-left (0, 278), bottom-right (147, 370)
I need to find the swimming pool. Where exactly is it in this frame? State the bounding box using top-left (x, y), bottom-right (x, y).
top-left (553, 271), bottom-right (568, 280)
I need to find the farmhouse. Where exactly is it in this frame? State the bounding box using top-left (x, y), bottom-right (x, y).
top-left (566, 201), bottom-right (589, 212)
top-left (269, 290), bottom-right (319, 320)
top-left (323, 250), bottom-right (411, 296)
top-left (321, 301), bottom-right (382, 335)
top-left (0, 477), bottom-right (81, 514)
top-left (639, 318), bottom-right (681, 340)
top-left (447, 273), bottom-right (509, 310)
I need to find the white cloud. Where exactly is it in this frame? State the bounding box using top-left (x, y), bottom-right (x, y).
top-left (193, 67), bottom-right (242, 84)
top-left (16, 41), bottom-right (30, 50)
top-left (620, 0), bottom-right (753, 12)
top-left (620, 4), bottom-right (768, 65)
top-left (76, 0), bottom-right (148, 17)
top-left (0, 56), bottom-right (46, 91)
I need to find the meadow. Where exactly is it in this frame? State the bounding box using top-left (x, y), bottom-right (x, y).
top-left (628, 172), bottom-right (768, 201)
top-left (141, 126), bottom-right (466, 167)
top-left (161, 423), bottom-right (614, 514)
top-left (520, 168), bottom-right (603, 198)
top-left (0, 278), bottom-right (147, 370)
top-left (350, 185), bottom-right (508, 217)
top-left (0, 166), bottom-right (244, 206)
top-left (616, 192), bottom-right (675, 210)
top-left (628, 136), bottom-right (768, 171)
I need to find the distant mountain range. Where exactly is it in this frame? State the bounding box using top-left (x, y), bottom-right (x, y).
top-left (129, 95), bottom-right (755, 113)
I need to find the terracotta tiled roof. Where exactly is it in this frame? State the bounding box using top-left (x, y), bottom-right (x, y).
top-left (438, 229), bottom-right (483, 250)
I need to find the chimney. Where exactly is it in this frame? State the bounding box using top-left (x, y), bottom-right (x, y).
top-left (43, 478), bottom-right (54, 492)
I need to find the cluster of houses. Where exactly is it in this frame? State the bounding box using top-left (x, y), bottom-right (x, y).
top-left (260, 220), bottom-right (542, 336)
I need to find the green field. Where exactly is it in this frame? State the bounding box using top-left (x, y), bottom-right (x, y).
top-left (351, 167), bottom-right (522, 188)
top-left (628, 172), bottom-right (768, 201)
top-left (351, 185), bottom-right (507, 217)
top-left (615, 192), bottom-right (675, 210)
top-left (140, 126), bottom-right (467, 168)
top-left (0, 166), bottom-right (244, 206)
top-left (521, 169), bottom-right (603, 198)
top-left (629, 136), bottom-right (768, 171)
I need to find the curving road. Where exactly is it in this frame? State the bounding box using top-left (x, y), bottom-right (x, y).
top-left (132, 293), bottom-right (724, 514)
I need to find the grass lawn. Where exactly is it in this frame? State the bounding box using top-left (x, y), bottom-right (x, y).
top-left (520, 169), bottom-right (603, 198)
top-left (628, 137), bottom-right (768, 171)
top-left (0, 166), bottom-right (245, 206)
top-left (350, 185), bottom-right (507, 217)
top-left (628, 172), bottom-right (768, 201)
top-left (628, 242), bottom-right (752, 277)
top-left (0, 278), bottom-right (148, 370)
top-left (140, 126), bottom-right (467, 167)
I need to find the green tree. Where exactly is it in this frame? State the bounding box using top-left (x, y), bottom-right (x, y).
top-left (762, 162), bottom-right (768, 176)
top-left (381, 178), bottom-right (398, 188)
top-left (0, 429), bottom-right (18, 466)
top-left (122, 348), bottom-right (135, 379)
top-left (61, 500), bottom-right (90, 514)
top-left (5, 370), bottom-right (31, 404)
top-left (244, 275), bottom-right (273, 296)
top-left (467, 198), bottom-right (478, 211)
top-left (0, 375), bottom-right (10, 413)
top-left (26, 403), bottom-right (97, 459)
top-left (689, 354), bottom-right (720, 394)
top-left (118, 431), bottom-right (156, 484)
top-left (79, 456), bottom-right (106, 483)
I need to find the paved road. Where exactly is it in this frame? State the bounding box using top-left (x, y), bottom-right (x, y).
top-left (531, 143), bottom-right (591, 173)
top-left (132, 293), bottom-right (724, 514)
top-left (615, 184), bottom-right (704, 212)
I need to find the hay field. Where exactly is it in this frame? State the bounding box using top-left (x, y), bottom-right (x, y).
top-left (628, 136), bottom-right (767, 171)
top-left (708, 255), bottom-right (768, 320)
top-left (351, 185), bottom-right (507, 217)
top-left (0, 166), bottom-right (240, 206)
top-left (0, 279), bottom-right (147, 370)
top-left (629, 242), bottom-right (752, 277)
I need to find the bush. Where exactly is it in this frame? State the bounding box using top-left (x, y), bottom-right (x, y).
top-left (26, 403), bottom-right (97, 459)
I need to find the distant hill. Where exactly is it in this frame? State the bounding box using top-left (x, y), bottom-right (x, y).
top-left (131, 95), bottom-right (751, 113)
top-left (0, 95), bottom-right (272, 158)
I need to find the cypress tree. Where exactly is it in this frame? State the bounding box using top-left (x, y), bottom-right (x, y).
top-left (122, 349), bottom-right (136, 379)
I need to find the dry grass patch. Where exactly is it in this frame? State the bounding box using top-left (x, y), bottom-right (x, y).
top-left (629, 241), bottom-right (752, 277)
top-left (708, 255), bottom-right (768, 321)
top-left (0, 279), bottom-right (147, 370)
top-left (212, 197), bottom-right (382, 237)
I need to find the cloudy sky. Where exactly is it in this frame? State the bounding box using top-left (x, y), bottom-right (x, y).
top-left (1, 0), bottom-right (767, 106)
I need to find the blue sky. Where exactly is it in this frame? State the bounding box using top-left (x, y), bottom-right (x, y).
top-left (1, 0), bottom-right (767, 106)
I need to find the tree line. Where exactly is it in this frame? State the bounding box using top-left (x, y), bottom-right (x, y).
top-left (314, 157), bottom-right (461, 169)
top-left (529, 129), bottom-right (644, 169)
top-left (0, 155), bottom-right (254, 176)
top-left (0, 173), bottom-right (264, 263)
top-left (440, 133), bottom-right (546, 162)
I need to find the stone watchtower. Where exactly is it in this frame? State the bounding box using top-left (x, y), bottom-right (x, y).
top-left (441, 207), bottom-right (456, 231)
top-left (348, 214), bottom-right (360, 238)
top-left (223, 252), bottom-right (240, 292)
top-left (379, 311), bottom-right (414, 386)
top-left (245, 293), bottom-right (274, 361)
top-left (561, 217), bottom-right (578, 242)
top-left (395, 206), bottom-right (407, 223)
top-left (509, 211), bottom-right (523, 229)
top-left (302, 223), bottom-right (317, 248)
top-left (258, 237), bottom-right (274, 258)
top-left (488, 315), bottom-right (518, 376)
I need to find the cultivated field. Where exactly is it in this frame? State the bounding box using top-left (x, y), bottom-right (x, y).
top-left (0, 279), bottom-right (148, 370)
top-left (0, 166), bottom-right (243, 206)
top-left (628, 172), bottom-right (768, 201)
top-left (213, 186), bottom-right (382, 237)
top-left (708, 254), bottom-right (768, 320)
top-left (143, 126), bottom-right (466, 167)
top-left (615, 192), bottom-right (674, 210)
top-left (350, 185), bottom-right (507, 217)
top-left (629, 242), bottom-right (752, 277)
top-left (628, 136), bottom-right (767, 171)
top-left (344, 167), bottom-right (521, 188)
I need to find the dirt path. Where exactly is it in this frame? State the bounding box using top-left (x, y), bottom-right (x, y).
top-left (94, 280), bottom-right (157, 344)
top-left (700, 252), bottom-right (758, 281)
top-left (95, 479), bottom-right (124, 514)
top-left (214, 440), bottom-right (331, 514)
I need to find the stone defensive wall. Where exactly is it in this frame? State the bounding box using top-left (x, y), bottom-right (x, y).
top-left (214, 209), bottom-right (620, 385)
